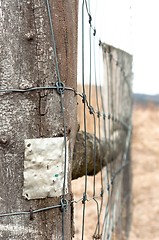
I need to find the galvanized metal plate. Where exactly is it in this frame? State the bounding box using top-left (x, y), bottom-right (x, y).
top-left (23, 137), bottom-right (69, 200)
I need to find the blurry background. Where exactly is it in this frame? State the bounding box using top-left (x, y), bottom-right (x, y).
top-left (73, 0), bottom-right (159, 239)
top-left (78, 0), bottom-right (159, 94)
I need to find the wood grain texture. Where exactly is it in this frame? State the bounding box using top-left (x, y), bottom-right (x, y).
top-left (72, 129), bottom-right (127, 180)
top-left (0, 0), bottom-right (78, 239)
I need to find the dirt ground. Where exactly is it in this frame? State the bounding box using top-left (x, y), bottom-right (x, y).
top-left (72, 103), bottom-right (159, 239)
top-left (129, 103), bottom-right (159, 240)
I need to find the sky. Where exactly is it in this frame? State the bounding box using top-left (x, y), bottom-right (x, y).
top-left (78, 0), bottom-right (159, 95)
top-left (132, 0), bottom-right (159, 95)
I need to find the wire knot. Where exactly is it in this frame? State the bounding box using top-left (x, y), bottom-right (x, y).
top-left (103, 113), bottom-right (106, 120)
top-left (97, 111), bottom-right (100, 118)
top-left (82, 93), bottom-right (87, 103)
top-left (82, 193), bottom-right (87, 204)
top-left (100, 189), bottom-right (104, 197)
top-left (55, 81), bottom-right (65, 95)
top-left (89, 105), bottom-right (94, 115)
top-left (60, 198), bottom-right (68, 212)
top-left (108, 114), bottom-right (111, 120)
top-left (93, 29), bottom-right (96, 36)
top-left (88, 14), bottom-right (92, 25)
top-left (29, 207), bottom-right (34, 220)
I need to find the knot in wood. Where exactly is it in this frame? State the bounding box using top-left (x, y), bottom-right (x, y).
top-left (93, 233), bottom-right (102, 239)
top-left (0, 135), bottom-right (10, 145)
top-left (25, 31), bottom-right (34, 41)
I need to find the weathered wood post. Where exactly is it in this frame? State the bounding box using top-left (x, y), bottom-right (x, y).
top-left (0, 0), bottom-right (78, 239)
top-left (102, 43), bottom-right (133, 239)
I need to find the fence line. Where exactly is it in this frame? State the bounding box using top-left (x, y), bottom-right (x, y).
top-left (72, 1), bottom-right (133, 239)
top-left (0, 0), bottom-right (133, 239)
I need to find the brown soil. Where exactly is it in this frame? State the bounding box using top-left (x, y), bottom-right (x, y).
top-left (72, 103), bottom-right (159, 239)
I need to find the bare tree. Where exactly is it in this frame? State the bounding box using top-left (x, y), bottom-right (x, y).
top-left (0, 0), bottom-right (78, 239)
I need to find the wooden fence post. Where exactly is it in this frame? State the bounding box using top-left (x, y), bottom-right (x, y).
top-left (0, 0), bottom-right (78, 239)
